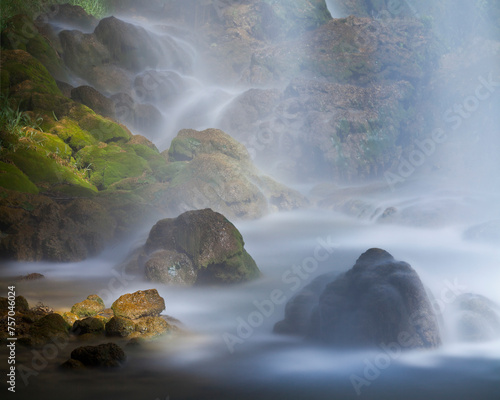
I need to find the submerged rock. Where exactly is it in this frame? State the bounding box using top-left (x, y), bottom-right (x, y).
top-left (275, 248), bottom-right (441, 349)
top-left (69, 343), bottom-right (126, 368)
top-left (139, 208), bottom-right (260, 285)
top-left (451, 293), bottom-right (500, 342)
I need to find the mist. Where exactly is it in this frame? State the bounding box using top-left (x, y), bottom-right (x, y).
top-left (1, 1), bottom-right (499, 399)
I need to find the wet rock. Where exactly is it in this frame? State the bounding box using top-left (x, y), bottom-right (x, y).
top-left (275, 249), bottom-right (441, 350)
top-left (60, 358), bottom-right (86, 370)
top-left (105, 316), bottom-right (136, 337)
top-left (72, 317), bottom-right (106, 335)
top-left (134, 316), bottom-right (172, 339)
top-left (144, 208), bottom-right (260, 285)
top-left (111, 289), bottom-right (165, 319)
top-left (162, 128), bottom-right (307, 219)
top-left (314, 249), bottom-right (441, 348)
top-left (0, 296), bottom-right (29, 316)
top-left (18, 273), bottom-right (45, 281)
top-left (59, 312), bottom-right (79, 326)
top-left (69, 342), bottom-right (126, 368)
top-left (28, 313), bottom-right (70, 345)
top-left (274, 271), bottom-right (339, 336)
top-left (451, 293), bottom-right (500, 342)
top-left (71, 85), bottom-right (116, 119)
top-left (1, 14), bottom-right (67, 80)
top-left (37, 3), bottom-right (99, 33)
top-left (144, 250), bottom-right (197, 285)
top-left (70, 295), bottom-right (105, 318)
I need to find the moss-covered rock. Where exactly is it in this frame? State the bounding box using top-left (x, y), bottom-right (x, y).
top-left (144, 250), bottom-right (197, 286)
top-left (75, 143), bottom-right (151, 190)
top-left (134, 316), bottom-right (172, 339)
top-left (0, 189), bottom-right (117, 262)
top-left (71, 294), bottom-right (105, 318)
top-left (0, 49), bottom-right (61, 97)
top-left (1, 15), bottom-right (67, 80)
top-left (163, 129), bottom-right (307, 219)
top-left (105, 316), bottom-right (136, 337)
top-left (72, 317), bottom-right (106, 335)
top-left (143, 208), bottom-right (260, 285)
top-left (169, 128), bottom-right (251, 162)
top-left (111, 289), bottom-right (165, 320)
top-left (29, 313), bottom-right (69, 345)
top-left (4, 145), bottom-right (97, 195)
top-left (0, 161), bottom-right (38, 193)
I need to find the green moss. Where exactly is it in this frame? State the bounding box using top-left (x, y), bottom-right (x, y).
top-left (29, 313), bottom-right (69, 341)
top-left (4, 147), bottom-right (97, 192)
top-left (45, 117), bottom-right (97, 151)
top-left (0, 161), bottom-right (38, 193)
top-left (69, 104), bottom-right (131, 143)
top-left (76, 143), bottom-right (151, 190)
top-left (1, 15), bottom-right (67, 80)
top-left (1, 50), bottom-right (61, 96)
top-left (168, 136), bottom-right (201, 161)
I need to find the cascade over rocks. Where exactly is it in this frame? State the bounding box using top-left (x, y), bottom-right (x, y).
top-left (274, 248), bottom-right (442, 349)
top-left (161, 128), bottom-right (307, 219)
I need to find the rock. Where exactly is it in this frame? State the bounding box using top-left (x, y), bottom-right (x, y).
top-left (72, 317), bottom-right (106, 335)
top-left (37, 3), bottom-right (99, 32)
top-left (144, 208), bottom-right (260, 285)
top-left (162, 128), bottom-right (307, 219)
top-left (275, 249), bottom-right (441, 350)
top-left (0, 295), bottom-right (29, 316)
top-left (28, 313), bottom-right (69, 345)
top-left (71, 85), bottom-right (116, 119)
top-left (70, 295), bottom-right (105, 318)
top-left (134, 316), bottom-right (172, 338)
top-left (144, 250), bottom-right (197, 285)
top-left (69, 343), bottom-right (126, 368)
top-left (59, 312), bottom-right (79, 326)
top-left (1, 15), bottom-right (67, 80)
top-left (18, 273), bottom-right (45, 281)
top-left (105, 316), bottom-right (136, 337)
top-left (273, 272), bottom-right (339, 336)
top-left (111, 289), bottom-right (165, 319)
top-left (60, 358), bottom-right (86, 370)
top-left (451, 293), bottom-right (500, 342)
top-left (313, 249), bottom-right (441, 348)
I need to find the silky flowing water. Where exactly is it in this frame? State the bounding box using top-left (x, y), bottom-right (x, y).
top-left (1, 2), bottom-right (500, 399)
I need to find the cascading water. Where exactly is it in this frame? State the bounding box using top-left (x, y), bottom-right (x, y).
top-left (1, 1), bottom-right (499, 399)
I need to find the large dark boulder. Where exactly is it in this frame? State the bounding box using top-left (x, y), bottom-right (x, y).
top-left (130, 208), bottom-right (261, 285)
top-left (275, 248), bottom-right (441, 349)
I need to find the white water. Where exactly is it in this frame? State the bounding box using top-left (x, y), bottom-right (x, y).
top-left (2, 195), bottom-right (500, 399)
top-left (2, 3), bottom-right (500, 399)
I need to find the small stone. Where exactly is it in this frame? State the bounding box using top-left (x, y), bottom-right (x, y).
top-left (71, 294), bottom-right (105, 318)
